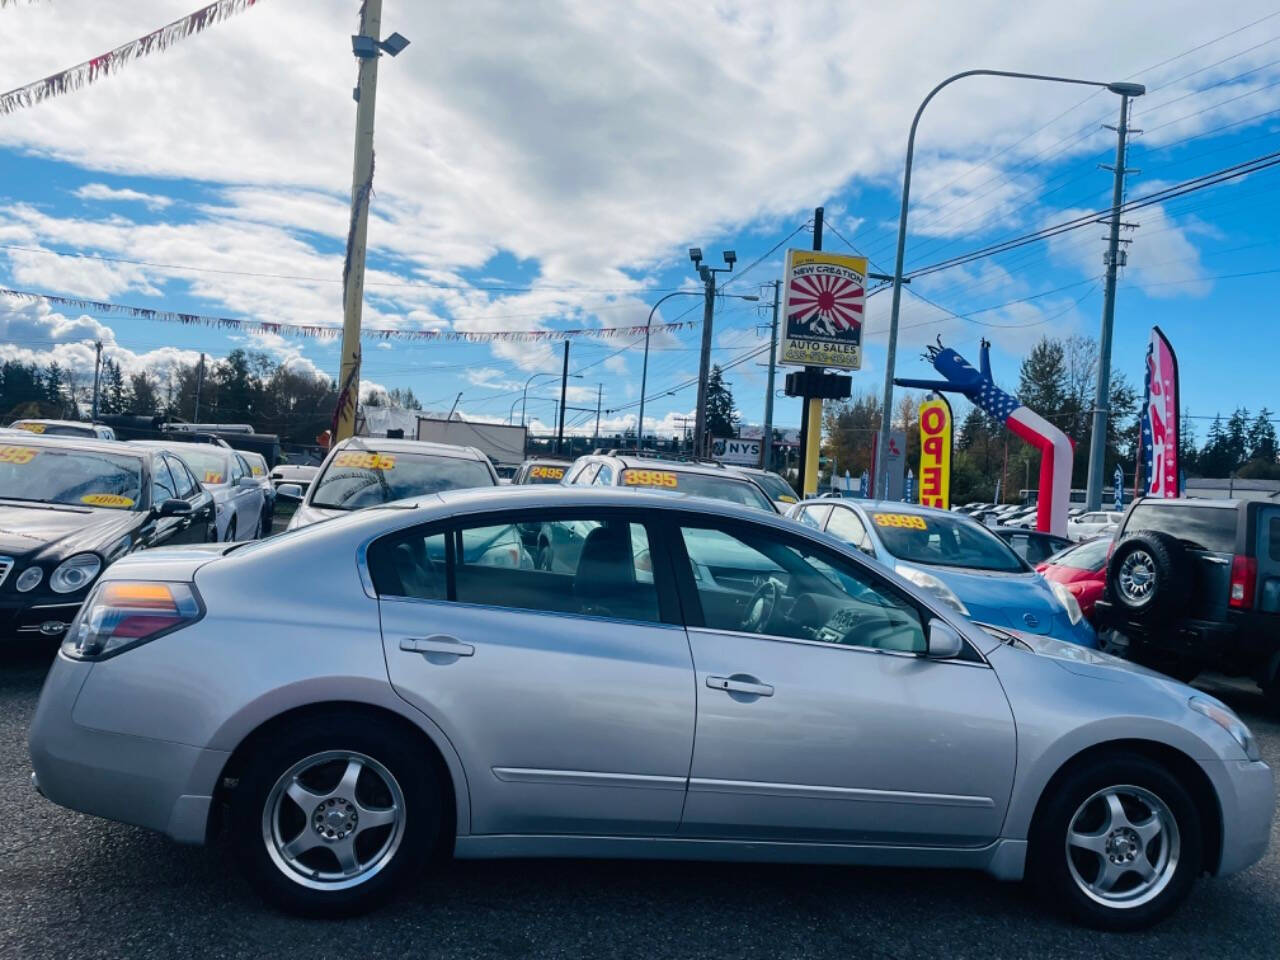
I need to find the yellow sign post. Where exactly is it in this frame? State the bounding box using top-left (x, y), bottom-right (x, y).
top-left (917, 394), bottom-right (952, 510)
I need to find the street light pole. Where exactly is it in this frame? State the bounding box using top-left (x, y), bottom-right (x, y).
top-left (521, 372), bottom-right (559, 427)
top-left (876, 69), bottom-right (1144, 497)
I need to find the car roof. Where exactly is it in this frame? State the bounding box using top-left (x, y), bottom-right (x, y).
top-left (10, 418), bottom-right (102, 428)
top-left (816, 499), bottom-right (945, 516)
top-left (7, 433), bottom-right (143, 459)
top-left (131, 439), bottom-right (234, 457)
top-left (337, 436), bottom-right (488, 460)
top-left (992, 525), bottom-right (1063, 538)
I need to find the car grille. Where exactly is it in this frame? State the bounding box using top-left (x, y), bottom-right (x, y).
top-left (0, 556), bottom-right (12, 588)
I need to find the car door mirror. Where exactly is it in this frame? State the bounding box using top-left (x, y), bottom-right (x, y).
top-left (275, 483), bottom-right (303, 502)
top-left (926, 618), bottom-right (964, 659)
top-left (238, 475), bottom-right (258, 488)
top-left (155, 497), bottom-right (193, 518)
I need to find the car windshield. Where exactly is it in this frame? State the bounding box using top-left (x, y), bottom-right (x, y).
top-left (1047, 537), bottom-right (1111, 570)
top-left (522, 463), bottom-right (567, 484)
top-left (240, 453), bottom-right (267, 477)
top-left (169, 448), bottom-right (230, 486)
top-left (751, 471), bottom-right (797, 503)
top-left (310, 450), bottom-right (495, 510)
top-left (620, 467), bottom-right (774, 511)
top-left (0, 443), bottom-right (143, 510)
top-left (870, 510), bottom-right (1026, 572)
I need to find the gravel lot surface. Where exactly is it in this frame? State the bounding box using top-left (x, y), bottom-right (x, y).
top-left (1, 644), bottom-right (1275, 960)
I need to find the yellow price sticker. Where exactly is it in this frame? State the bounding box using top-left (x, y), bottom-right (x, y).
top-left (529, 465), bottom-right (565, 480)
top-left (333, 451), bottom-right (397, 470)
top-left (0, 445), bottom-right (39, 464)
top-left (251, 466), bottom-right (264, 476)
top-left (203, 471), bottom-right (225, 484)
top-left (622, 469), bottom-right (679, 489)
top-left (872, 512), bottom-right (928, 531)
top-left (14, 422), bottom-right (45, 434)
top-left (81, 493), bottom-right (135, 509)
top-left (777, 495), bottom-right (797, 504)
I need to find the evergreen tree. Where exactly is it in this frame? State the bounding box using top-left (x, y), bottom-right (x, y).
top-left (1225, 407), bottom-right (1250, 470)
top-left (1247, 408), bottom-right (1277, 463)
top-left (1017, 338), bottom-right (1067, 421)
top-left (1200, 415), bottom-right (1230, 476)
top-left (103, 360), bottom-right (128, 415)
top-left (128, 372), bottom-right (160, 414)
top-left (704, 365), bottom-right (738, 437)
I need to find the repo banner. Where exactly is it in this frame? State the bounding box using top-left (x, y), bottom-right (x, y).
top-left (917, 394), bottom-right (953, 510)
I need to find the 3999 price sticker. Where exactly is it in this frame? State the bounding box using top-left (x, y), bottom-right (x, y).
top-left (872, 512), bottom-right (927, 530)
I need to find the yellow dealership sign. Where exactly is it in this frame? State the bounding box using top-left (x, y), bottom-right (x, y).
top-left (779, 249), bottom-right (866, 370)
top-left (917, 395), bottom-right (953, 510)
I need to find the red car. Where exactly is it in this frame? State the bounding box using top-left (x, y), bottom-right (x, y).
top-left (1036, 537), bottom-right (1111, 623)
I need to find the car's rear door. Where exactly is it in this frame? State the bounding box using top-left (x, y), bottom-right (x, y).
top-left (668, 516), bottom-right (1016, 847)
top-left (1254, 504), bottom-right (1280, 615)
top-left (373, 507), bottom-right (696, 837)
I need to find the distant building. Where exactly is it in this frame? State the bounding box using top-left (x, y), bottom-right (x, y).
top-left (1185, 477), bottom-right (1280, 501)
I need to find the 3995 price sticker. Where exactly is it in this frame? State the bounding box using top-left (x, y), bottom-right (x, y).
top-left (0, 445), bottom-right (39, 464)
top-left (622, 469), bottom-right (679, 488)
top-left (333, 452), bottom-right (397, 470)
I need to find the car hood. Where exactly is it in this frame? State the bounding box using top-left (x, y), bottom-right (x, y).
top-left (0, 502), bottom-right (140, 561)
top-left (990, 627), bottom-right (1203, 693)
top-left (906, 563), bottom-right (1061, 634)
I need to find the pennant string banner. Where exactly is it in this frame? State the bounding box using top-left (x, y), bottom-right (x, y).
top-left (0, 287), bottom-right (698, 342)
top-left (0, 0), bottom-right (265, 116)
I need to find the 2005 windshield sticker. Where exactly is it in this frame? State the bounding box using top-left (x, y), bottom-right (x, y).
top-left (0, 445), bottom-right (39, 464)
top-left (872, 513), bottom-right (927, 530)
top-left (622, 469), bottom-right (678, 488)
top-left (779, 249), bottom-right (867, 370)
top-left (81, 494), bottom-right (135, 509)
top-left (333, 452), bottom-right (397, 470)
top-left (529, 465), bottom-right (564, 480)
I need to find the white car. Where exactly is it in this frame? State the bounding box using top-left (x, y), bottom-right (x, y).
top-left (131, 440), bottom-right (267, 541)
top-left (10, 418), bottom-right (117, 440)
top-left (1067, 510), bottom-right (1124, 542)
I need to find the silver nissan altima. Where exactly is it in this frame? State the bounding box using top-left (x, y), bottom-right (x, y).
top-left (28, 487), bottom-right (1273, 929)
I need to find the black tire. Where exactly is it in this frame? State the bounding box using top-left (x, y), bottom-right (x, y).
top-left (1029, 752), bottom-right (1202, 931)
top-left (1107, 532), bottom-right (1191, 622)
top-left (229, 712), bottom-right (439, 916)
top-left (225, 517), bottom-right (237, 543)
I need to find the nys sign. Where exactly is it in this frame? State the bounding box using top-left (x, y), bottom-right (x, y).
top-left (712, 437), bottom-right (761, 466)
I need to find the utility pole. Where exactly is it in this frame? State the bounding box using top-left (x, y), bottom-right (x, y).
top-left (556, 340), bottom-right (570, 454)
top-left (594, 383), bottom-right (602, 450)
top-left (690, 248), bottom-right (737, 460)
top-left (446, 392), bottom-right (462, 420)
top-left (90, 340), bottom-right (102, 421)
top-left (796, 206), bottom-right (824, 495)
top-left (193, 352), bottom-right (205, 422)
top-left (760, 281), bottom-right (780, 470)
top-left (1085, 91), bottom-right (1140, 510)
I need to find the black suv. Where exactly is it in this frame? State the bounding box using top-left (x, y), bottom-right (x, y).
top-left (1095, 497), bottom-right (1280, 708)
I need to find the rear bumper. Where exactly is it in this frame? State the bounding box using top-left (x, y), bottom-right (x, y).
top-left (27, 653), bottom-right (227, 844)
top-left (1095, 600), bottom-right (1238, 660)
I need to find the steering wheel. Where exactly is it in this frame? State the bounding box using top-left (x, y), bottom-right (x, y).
top-left (741, 579), bottom-right (781, 633)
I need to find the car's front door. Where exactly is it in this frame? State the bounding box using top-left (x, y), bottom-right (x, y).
top-left (141, 456), bottom-right (185, 549)
top-left (670, 518), bottom-right (1017, 847)
top-left (228, 454), bottom-right (261, 536)
top-left (164, 454), bottom-right (216, 543)
top-left (373, 508), bottom-right (696, 837)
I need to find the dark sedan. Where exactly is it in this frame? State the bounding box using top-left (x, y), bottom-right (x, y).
top-left (0, 435), bottom-right (217, 640)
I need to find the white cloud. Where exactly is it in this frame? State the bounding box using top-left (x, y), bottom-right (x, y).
top-left (74, 183), bottom-right (173, 211)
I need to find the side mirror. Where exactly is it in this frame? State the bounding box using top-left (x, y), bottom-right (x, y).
top-left (238, 475), bottom-right (258, 488)
top-left (275, 483), bottom-right (303, 502)
top-left (926, 618), bottom-right (964, 659)
top-left (155, 497), bottom-right (193, 518)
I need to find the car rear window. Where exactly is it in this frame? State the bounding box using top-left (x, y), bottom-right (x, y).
top-left (620, 468), bottom-right (775, 511)
top-left (1123, 503), bottom-right (1236, 553)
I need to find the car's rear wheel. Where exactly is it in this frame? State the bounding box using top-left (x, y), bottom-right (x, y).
top-left (229, 713), bottom-right (438, 916)
top-left (1030, 753), bottom-right (1201, 931)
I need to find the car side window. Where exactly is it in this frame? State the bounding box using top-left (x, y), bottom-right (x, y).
top-left (369, 515), bottom-right (661, 624)
top-left (234, 455), bottom-right (252, 481)
top-left (678, 524), bottom-right (926, 654)
top-left (574, 462), bottom-right (602, 485)
top-left (796, 504), bottom-right (832, 529)
top-left (825, 506), bottom-right (873, 554)
top-left (165, 455), bottom-right (196, 498)
top-left (151, 457), bottom-right (177, 505)
top-left (593, 464), bottom-right (614, 486)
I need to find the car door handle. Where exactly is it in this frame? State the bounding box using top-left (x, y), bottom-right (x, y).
top-left (399, 636), bottom-right (474, 657)
top-left (706, 675), bottom-right (774, 697)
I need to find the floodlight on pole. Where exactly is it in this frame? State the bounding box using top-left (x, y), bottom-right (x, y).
top-left (380, 32), bottom-right (410, 56)
top-left (722, 250), bottom-right (737, 265)
top-left (688, 247), bottom-right (703, 265)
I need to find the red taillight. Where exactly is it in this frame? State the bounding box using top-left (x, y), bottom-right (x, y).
top-left (1229, 555), bottom-right (1257, 609)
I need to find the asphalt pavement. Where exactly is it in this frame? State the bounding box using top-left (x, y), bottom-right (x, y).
top-left (1, 644), bottom-right (1276, 960)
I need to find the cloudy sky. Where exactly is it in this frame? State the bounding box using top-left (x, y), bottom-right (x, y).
top-left (2, 0), bottom-right (1279, 441)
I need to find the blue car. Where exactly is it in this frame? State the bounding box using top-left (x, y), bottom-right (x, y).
top-left (789, 499), bottom-right (1097, 647)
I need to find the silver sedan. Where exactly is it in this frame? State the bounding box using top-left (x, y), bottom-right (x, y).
top-left (28, 487), bottom-right (1274, 929)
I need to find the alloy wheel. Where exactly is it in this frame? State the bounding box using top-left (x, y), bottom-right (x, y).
top-left (261, 750), bottom-right (406, 891)
top-left (1065, 784), bottom-right (1180, 909)
top-left (1117, 549), bottom-right (1157, 605)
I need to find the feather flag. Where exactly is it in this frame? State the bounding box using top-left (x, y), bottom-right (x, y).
top-left (0, 1), bottom-right (265, 115)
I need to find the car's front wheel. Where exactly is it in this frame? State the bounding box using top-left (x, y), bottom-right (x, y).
top-left (1030, 752), bottom-right (1201, 931)
top-left (229, 712), bottom-right (439, 916)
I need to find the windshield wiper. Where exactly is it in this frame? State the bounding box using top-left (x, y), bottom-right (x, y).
top-left (0, 497), bottom-right (88, 512)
